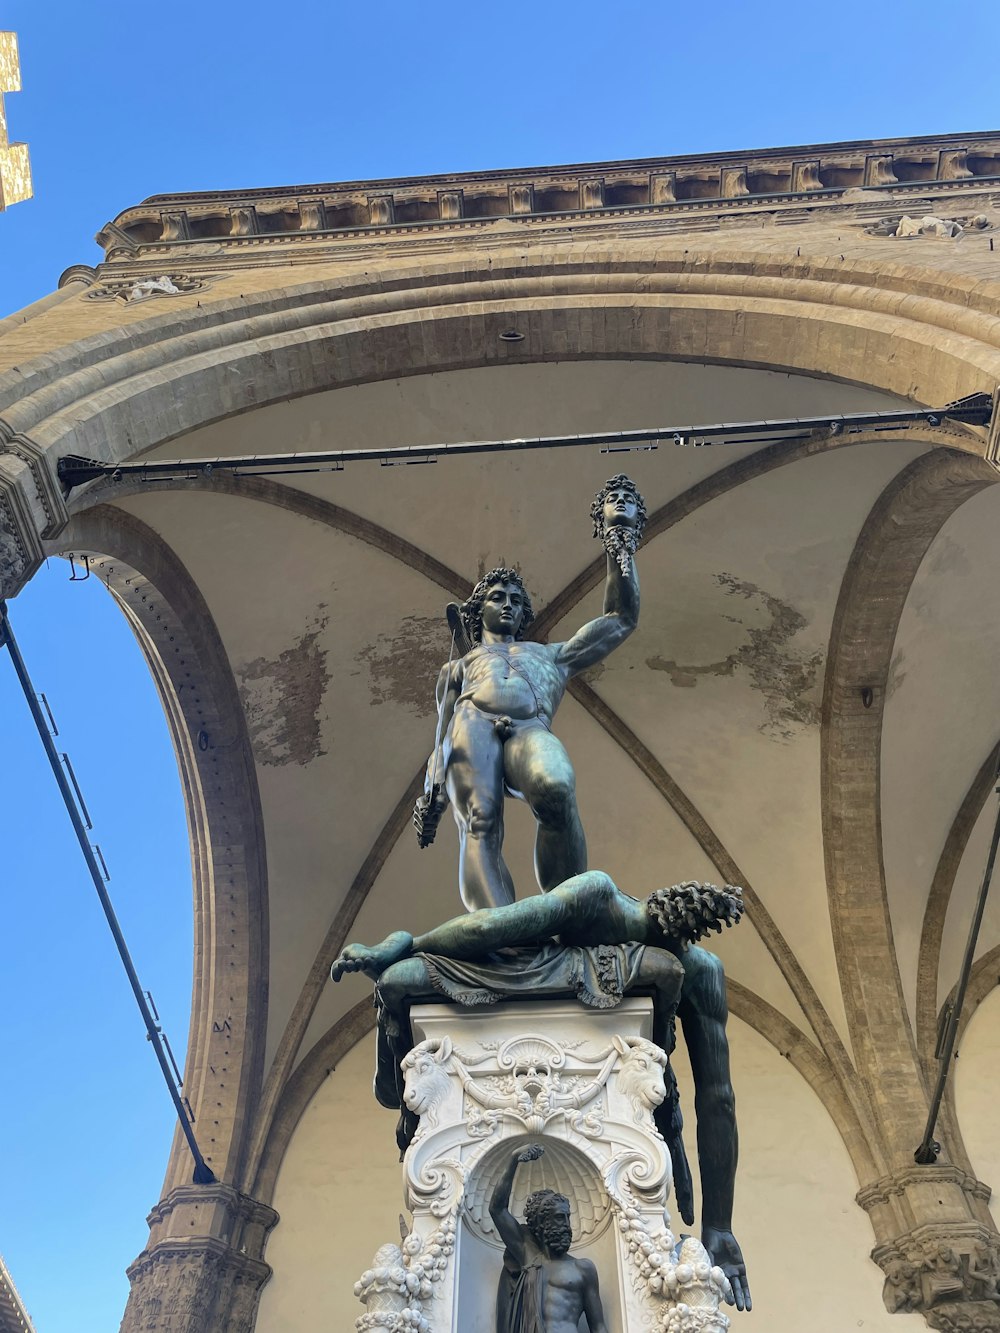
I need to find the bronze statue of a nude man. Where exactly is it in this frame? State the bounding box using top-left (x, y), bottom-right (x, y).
top-left (491, 1145), bottom-right (608, 1333)
top-left (413, 476), bottom-right (646, 912)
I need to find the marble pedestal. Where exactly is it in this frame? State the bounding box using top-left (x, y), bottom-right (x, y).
top-left (353, 997), bottom-right (732, 1333)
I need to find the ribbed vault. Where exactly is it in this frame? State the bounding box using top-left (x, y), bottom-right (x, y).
top-left (6, 234), bottom-right (998, 1331)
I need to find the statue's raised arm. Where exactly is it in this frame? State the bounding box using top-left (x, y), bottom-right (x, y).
top-left (554, 475), bottom-right (646, 677)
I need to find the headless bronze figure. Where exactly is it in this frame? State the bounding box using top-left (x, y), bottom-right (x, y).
top-left (333, 869), bottom-right (750, 1312)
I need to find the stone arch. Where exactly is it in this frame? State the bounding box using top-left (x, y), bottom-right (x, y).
top-left (9, 250), bottom-right (999, 1328)
top-left (821, 447), bottom-right (998, 1171)
top-left (2, 249), bottom-right (996, 504)
top-left (62, 423), bottom-right (979, 1199)
top-left (916, 740), bottom-right (1000, 1071)
top-left (48, 503), bottom-right (269, 1193)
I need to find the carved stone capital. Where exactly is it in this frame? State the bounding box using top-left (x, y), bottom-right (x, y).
top-left (873, 1225), bottom-right (1000, 1320)
top-left (120, 1184), bottom-right (278, 1333)
top-left (1, 429), bottom-right (68, 537)
top-left (0, 443), bottom-right (47, 600)
top-left (857, 1164), bottom-right (1000, 1322)
top-left (927, 1301), bottom-right (1000, 1331)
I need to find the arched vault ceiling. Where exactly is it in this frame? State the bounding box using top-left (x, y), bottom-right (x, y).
top-left (883, 483), bottom-right (1000, 1034)
top-left (110, 486), bottom-right (461, 1067)
top-left (551, 438), bottom-right (930, 1049)
top-left (141, 361), bottom-right (903, 603)
top-left (301, 691), bottom-right (813, 1069)
top-left (84, 357), bottom-right (955, 1104)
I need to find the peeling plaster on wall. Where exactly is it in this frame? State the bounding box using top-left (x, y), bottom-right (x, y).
top-left (239, 613), bottom-right (330, 766)
top-left (647, 573), bottom-right (822, 741)
top-left (357, 614), bottom-right (452, 717)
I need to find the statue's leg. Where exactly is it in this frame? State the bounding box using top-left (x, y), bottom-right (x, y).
top-left (374, 958), bottom-right (437, 1152)
top-left (634, 947), bottom-right (684, 1026)
top-left (504, 727), bottom-right (586, 891)
top-left (410, 871), bottom-right (623, 958)
top-left (447, 705), bottom-right (515, 911)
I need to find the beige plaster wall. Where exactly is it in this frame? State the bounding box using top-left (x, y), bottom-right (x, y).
top-left (882, 485), bottom-right (1000, 1029)
top-left (955, 988), bottom-right (1000, 1200)
top-left (257, 1018), bottom-right (925, 1332)
top-left (255, 1036), bottom-right (400, 1331)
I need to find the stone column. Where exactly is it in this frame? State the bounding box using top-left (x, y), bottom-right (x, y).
top-left (119, 1183), bottom-right (278, 1333)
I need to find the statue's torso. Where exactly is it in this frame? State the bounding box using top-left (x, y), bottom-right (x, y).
top-left (539, 1255), bottom-right (590, 1333)
top-left (500, 1239), bottom-right (590, 1333)
top-left (456, 642), bottom-right (565, 722)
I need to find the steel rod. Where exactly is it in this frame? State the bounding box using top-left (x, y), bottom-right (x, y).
top-left (0, 600), bottom-right (216, 1184)
top-left (915, 765), bottom-right (1000, 1164)
top-left (56, 397), bottom-right (993, 490)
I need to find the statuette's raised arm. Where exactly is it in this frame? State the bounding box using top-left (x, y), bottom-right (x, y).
top-left (490, 1145), bottom-right (543, 1263)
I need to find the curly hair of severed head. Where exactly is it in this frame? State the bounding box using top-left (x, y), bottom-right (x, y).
top-left (645, 881), bottom-right (745, 949)
top-left (524, 1189), bottom-right (572, 1248)
top-left (461, 566), bottom-right (535, 646)
top-left (590, 473), bottom-right (648, 543)
top-left (591, 474), bottom-right (647, 576)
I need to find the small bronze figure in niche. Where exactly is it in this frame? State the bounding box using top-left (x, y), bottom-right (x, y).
top-left (490, 1145), bottom-right (608, 1333)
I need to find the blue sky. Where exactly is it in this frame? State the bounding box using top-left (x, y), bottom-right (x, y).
top-left (1, 2), bottom-right (998, 1328)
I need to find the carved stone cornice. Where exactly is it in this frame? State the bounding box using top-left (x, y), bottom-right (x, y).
top-left (858, 1165), bottom-right (994, 1213)
top-left (94, 130), bottom-right (1000, 263)
top-left (0, 428), bottom-right (68, 537)
top-left (143, 1182), bottom-right (278, 1248)
top-left (0, 1252), bottom-right (35, 1333)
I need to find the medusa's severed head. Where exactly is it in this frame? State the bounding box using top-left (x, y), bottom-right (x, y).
top-left (590, 473), bottom-right (648, 543)
top-left (591, 474), bottom-right (647, 576)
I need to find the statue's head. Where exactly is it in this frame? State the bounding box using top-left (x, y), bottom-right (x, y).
top-left (461, 567), bottom-right (535, 645)
top-left (590, 473), bottom-right (647, 543)
top-left (524, 1189), bottom-right (573, 1256)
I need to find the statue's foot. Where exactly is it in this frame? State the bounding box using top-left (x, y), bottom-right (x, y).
top-left (331, 931), bottom-right (414, 982)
